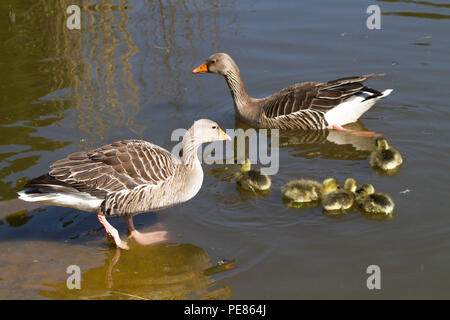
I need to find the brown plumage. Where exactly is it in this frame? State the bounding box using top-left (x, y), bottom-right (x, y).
top-left (24, 140), bottom-right (177, 215)
top-left (19, 119), bottom-right (231, 249)
top-left (193, 53), bottom-right (392, 131)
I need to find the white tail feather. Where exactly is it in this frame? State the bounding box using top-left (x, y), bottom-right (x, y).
top-left (325, 88), bottom-right (393, 127)
top-left (18, 190), bottom-right (102, 212)
top-left (382, 89), bottom-right (393, 97)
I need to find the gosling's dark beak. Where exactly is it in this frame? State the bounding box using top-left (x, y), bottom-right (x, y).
top-left (192, 63), bottom-right (208, 74)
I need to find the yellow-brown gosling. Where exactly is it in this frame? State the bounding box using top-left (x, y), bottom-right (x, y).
top-left (369, 138), bottom-right (403, 171)
top-left (235, 158), bottom-right (271, 191)
top-left (322, 177), bottom-right (340, 193)
top-left (356, 184), bottom-right (394, 215)
top-left (281, 179), bottom-right (322, 203)
top-left (322, 178), bottom-right (357, 212)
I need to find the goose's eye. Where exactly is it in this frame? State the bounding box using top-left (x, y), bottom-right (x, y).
top-left (212, 126), bottom-right (217, 129)
top-left (211, 59), bottom-right (216, 64)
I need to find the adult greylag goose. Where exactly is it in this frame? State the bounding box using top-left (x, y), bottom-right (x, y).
top-left (18, 119), bottom-right (231, 249)
top-left (193, 53), bottom-right (393, 136)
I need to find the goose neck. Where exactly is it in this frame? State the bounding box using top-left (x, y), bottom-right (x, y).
top-left (224, 69), bottom-right (251, 111)
top-left (181, 132), bottom-right (202, 168)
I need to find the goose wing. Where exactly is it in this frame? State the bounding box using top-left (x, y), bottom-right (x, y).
top-left (27, 140), bottom-right (178, 198)
top-left (261, 74), bottom-right (385, 120)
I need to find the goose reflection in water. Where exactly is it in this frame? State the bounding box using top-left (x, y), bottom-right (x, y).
top-left (38, 243), bottom-right (235, 300)
top-left (234, 117), bottom-right (376, 161)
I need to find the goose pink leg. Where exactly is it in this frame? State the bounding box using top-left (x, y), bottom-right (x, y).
top-left (331, 124), bottom-right (382, 137)
top-left (124, 215), bottom-right (168, 246)
top-left (97, 213), bottom-right (129, 250)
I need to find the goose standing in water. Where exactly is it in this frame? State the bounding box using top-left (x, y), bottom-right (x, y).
top-left (18, 119), bottom-right (231, 249)
top-left (193, 53), bottom-right (392, 136)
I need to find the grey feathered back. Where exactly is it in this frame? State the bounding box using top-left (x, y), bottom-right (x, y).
top-left (258, 74), bottom-right (385, 129)
top-left (47, 140), bottom-right (177, 195)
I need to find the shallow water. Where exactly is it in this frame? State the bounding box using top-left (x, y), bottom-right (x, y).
top-left (0, 0), bottom-right (449, 299)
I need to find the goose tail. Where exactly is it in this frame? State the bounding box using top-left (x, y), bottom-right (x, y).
top-left (381, 89), bottom-right (393, 97)
top-left (18, 188), bottom-right (103, 212)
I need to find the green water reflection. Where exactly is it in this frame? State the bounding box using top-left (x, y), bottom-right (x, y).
top-left (0, 1), bottom-right (74, 200)
top-left (39, 244), bottom-right (234, 300)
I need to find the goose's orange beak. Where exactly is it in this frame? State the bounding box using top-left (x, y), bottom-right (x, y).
top-left (218, 128), bottom-right (231, 141)
top-left (192, 63), bottom-right (208, 74)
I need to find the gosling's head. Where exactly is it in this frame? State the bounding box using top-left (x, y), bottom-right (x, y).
top-left (240, 158), bottom-right (252, 172)
top-left (323, 178), bottom-right (339, 193)
top-left (357, 183), bottom-right (375, 196)
top-left (344, 178), bottom-right (357, 193)
top-left (375, 138), bottom-right (389, 150)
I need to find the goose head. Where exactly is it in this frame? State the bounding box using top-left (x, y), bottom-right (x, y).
top-left (187, 119), bottom-right (231, 144)
top-left (192, 53), bottom-right (237, 76)
top-left (344, 178), bottom-right (357, 193)
top-left (375, 138), bottom-right (389, 151)
top-left (322, 178), bottom-right (339, 193)
top-left (240, 158), bottom-right (252, 172)
top-left (357, 183), bottom-right (375, 196)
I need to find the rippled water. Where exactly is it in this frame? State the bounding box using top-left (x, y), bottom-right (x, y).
top-left (0, 0), bottom-right (449, 299)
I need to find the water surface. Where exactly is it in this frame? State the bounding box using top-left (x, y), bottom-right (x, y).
top-left (0, 0), bottom-right (449, 299)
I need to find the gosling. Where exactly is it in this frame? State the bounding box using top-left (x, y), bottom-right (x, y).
top-left (235, 158), bottom-right (271, 191)
top-left (369, 138), bottom-right (403, 171)
top-left (281, 179), bottom-right (322, 203)
top-left (322, 178), bottom-right (357, 212)
top-left (356, 184), bottom-right (394, 215)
